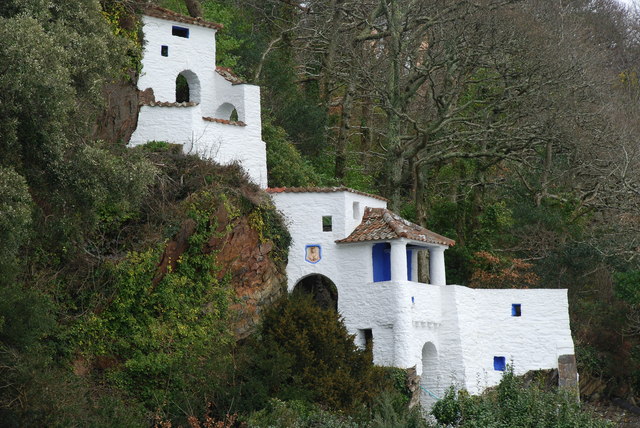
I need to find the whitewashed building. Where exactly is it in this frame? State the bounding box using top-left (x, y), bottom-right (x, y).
top-left (128, 6), bottom-right (267, 188)
top-left (127, 6), bottom-right (578, 410)
top-left (267, 187), bottom-right (577, 409)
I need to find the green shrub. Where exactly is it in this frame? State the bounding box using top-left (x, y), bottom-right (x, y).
top-left (431, 367), bottom-right (611, 427)
top-left (73, 189), bottom-right (233, 416)
top-left (247, 399), bottom-right (360, 428)
top-left (236, 294), bottom-right (390, 413)
top-left (0, 168), bottom-right (32, 283)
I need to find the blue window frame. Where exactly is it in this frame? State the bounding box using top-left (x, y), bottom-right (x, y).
top-left (407, 249), bottom-right (412, 281)
top-left (494, 356), bottom-right (506, 371)
top-left (372, 243), bottom-right (391, 282)
top-left (512, 304), bottom-right (522, 317)
top-left (172, 26), bottom-right (189, 38)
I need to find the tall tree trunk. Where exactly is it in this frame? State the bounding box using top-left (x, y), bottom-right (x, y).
top-left (335, 80), bottom-right (355, 181)
top-left (536, 141), bottom-right (553, 206)
top-left (319, 0), bottom-right (342, 104)
top-left (184, 0), bottom-right (203, 18)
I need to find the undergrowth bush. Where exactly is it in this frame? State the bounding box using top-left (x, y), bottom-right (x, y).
top-left (431, 367), bottom-right (611, 427)
top-left (233, 294), bottom-right (391, 414)
top-left (73, 189), bottom-right (234, 417)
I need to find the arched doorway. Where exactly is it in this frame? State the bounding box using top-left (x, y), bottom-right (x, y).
top-left (175, 70), bottom-right (201, 103)
top-left (292, 274), bottom-right (338, 311)
top-left (420, 342), bottom-right (441, 409)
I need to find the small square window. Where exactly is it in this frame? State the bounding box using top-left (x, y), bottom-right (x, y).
top-left (512, 304), bottom-right (521, 317)
top-left (322, 216), bottom-right (332, 232)
top-left (494, 356), bottom-right (506, 371)
top-left (161, 45), bottom-right (169, 56)
top-left (172, 26), bottom-right (189, 38)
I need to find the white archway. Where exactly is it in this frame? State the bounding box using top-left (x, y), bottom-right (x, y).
top-left (420, 341), bottom-right (441, 409)
top-left (175, 70), bottom-right (201, 103)
top-left (292, 273), bottom-right (338, 311)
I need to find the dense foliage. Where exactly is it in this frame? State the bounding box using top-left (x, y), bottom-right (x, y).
top-left (431, 368), bottom-right (610, 428)
top-left (1, 0), bottom-right (639, 425)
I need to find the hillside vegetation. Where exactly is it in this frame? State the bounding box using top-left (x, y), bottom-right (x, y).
top-left (0, 0), bottom-right (638, 426)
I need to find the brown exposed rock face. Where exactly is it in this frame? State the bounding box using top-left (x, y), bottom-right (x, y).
top-left (92, 79), bottom-right (140, 144)
top-left (208, 208), bottom-right (287, 339)
top-left (152, 199), bottom-right (287, 340)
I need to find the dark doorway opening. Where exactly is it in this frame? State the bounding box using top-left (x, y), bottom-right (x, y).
top-left (293, 274), bottom-right (338, 311)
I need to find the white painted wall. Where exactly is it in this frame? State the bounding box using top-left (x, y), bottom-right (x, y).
top-left (136, 15), bottom-right (216, 105)
top-left (270, 190), bottom-right (576, 411)
top-left (269, 190), bottom-right (387, 293)
top-left (128, 14), bottom-right (268, 188)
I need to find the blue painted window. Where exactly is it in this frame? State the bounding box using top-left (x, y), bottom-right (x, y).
top-left (494, 356), bottom-right (506, 371)
top-left (172, 26), bottom-right (189, 38)
top-left (512, 304), bottom-right (522, 317)
top-left (407, 249), bottom-right (412, 281)
top-left (372, 243), bottom-right (391, 282)
top-left (161, 45), bottom-right (169, 56)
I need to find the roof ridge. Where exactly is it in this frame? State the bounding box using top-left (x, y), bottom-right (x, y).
top-left (265, 186), bottom-right (388, 202)
top-left (381, 209), bottom-right (407, 239)
top-left (337, 206), bottom-right (455, 246)
top-left (142, 4), bottom-right (223, 30)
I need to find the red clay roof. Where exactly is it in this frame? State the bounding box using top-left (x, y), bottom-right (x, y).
top-left (140, 101), bottom-right (198, 107)
top-left (202, 116), bottom-right (246, 126)
top-left (216, 66), bottom-right (245, 85)
top-left (336, 207), bottom-right (455, 246)
top-left (143, 5), bottom-right (223, 30)
top-left (266, 187), bottom-right (388, 202)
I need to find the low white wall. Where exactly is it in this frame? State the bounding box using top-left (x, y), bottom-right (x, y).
top-left (453, 286), bottom-right (574, 394)
top-left (129, 107), bottom-right (267, 187)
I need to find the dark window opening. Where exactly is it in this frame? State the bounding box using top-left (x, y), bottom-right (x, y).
top-left (512, 304), bottom-right (522, 317)
top-left (494, 356), bottom-right (506, 371)
top-left (230, 108), bottom-right (239, 121)
top-left (176, 74), bottom-right (190, 103)
top-left (172, 26), bottom-right (189, 38)
top-left (372, 243), bottom-right (391, 282)
top-left (322, 216), bottom-right (332, 232)
top-left (161, 45), bottom-right (169, 56)
top-left (359, 328), bottom-right (373, 349)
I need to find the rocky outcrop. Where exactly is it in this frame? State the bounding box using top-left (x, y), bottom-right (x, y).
top-left (209, 207), bottom-right (287, 339)
top-left (151, 194), bottom-right (287, 340)
top-left (93, 79), bottom-right (140, 144)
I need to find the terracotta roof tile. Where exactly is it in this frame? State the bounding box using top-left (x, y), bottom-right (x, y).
top-left (216, 66), bottom-right (245, 85)
top-left (336, 207), bottom-right (455, 246)
top-left (140, 101), bottom-right (199, 107)
top-left (266, 187), bottom-right (388, 202)
top-left (202, 117), bottom-right (246, 126)
top-left (143, 5), bottom-right (223, 30)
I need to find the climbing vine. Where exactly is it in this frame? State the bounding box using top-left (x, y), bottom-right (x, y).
top-left (73, 189), bottom-right (233, 406)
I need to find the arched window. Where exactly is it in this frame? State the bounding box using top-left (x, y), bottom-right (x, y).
top-left (175, 70), bottom-right (200, 103)
top-left (175, 74), bottom-right (189, 102)
top-left (214, 102), bottom-right (240, 121)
